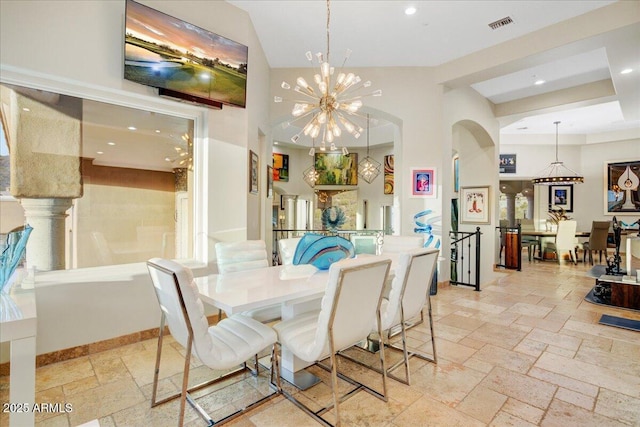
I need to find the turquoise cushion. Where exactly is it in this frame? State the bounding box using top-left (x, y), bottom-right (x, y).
top-left (293, 233), bottom-right (355, 270)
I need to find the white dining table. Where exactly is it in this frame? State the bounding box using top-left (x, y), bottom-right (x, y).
top-left (0, 285), bottom-right (37, 427)
top-left (194, 255), bottom-right (397, 389)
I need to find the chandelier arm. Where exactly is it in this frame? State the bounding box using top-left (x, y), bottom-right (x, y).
top-left (554, 121), bottom-right (560, 163)
top-left (292, 89), bottom-right (320, 101)
top-left (290, 110), bottom-right (321, 124)
top-left (326, 0), bottom-right (330, 62)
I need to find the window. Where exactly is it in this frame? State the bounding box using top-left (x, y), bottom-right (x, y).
top-left (0, 83), bottom-right (197, 269)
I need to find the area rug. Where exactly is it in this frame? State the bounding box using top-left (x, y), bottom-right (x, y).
top-left (599, 314), bottom-right (640, 332)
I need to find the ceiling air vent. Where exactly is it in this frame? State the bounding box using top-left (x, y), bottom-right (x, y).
top-left (488, 16), bottom-right (514, 30)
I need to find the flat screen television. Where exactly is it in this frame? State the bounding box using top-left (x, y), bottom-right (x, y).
top-left (124, 0), bottom-right (248, 108)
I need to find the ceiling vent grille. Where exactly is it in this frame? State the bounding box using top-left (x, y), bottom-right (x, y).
top-left (488, 16), bottom-right (514, 30)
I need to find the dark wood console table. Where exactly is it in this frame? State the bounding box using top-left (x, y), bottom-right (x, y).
top-left (595, 274), bottom-right (640, 310)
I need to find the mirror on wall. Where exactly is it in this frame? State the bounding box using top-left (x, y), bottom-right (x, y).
top-left (0, 83), bottom-right (195, 269)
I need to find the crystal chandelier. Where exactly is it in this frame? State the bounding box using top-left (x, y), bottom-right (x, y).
top-left (532, 121), bottom-right (584, 185)
top-left (357, 114), bottom-right (381, 183)
top-left (274, 0), bottom-right (381, 152)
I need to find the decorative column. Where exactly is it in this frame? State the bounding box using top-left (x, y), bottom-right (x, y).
top-left (1, 86), bottom-right (82, 271)
top-left (19, 198), bottom-right (72, 271)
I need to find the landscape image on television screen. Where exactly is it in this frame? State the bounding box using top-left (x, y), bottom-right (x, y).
top-left (124, 0), bottom-right (248, 108)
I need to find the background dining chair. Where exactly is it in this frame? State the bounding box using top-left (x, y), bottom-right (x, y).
top-left (271, 257), bottom-right (392, 427)
top-left (519, 219), bottom-right (540, 262)
top-left (545, 220), bottom-right (578, 264)
top-left (277, 237), bottom-right (301, 265)
top-left (146, 258), bottom-right (278, 427)
top-left (215, 240), bottom-right (281, 323)
top-left (582, 221), bottom-right (611, 265)
top-left (381, 235), bottom-right (424, 254)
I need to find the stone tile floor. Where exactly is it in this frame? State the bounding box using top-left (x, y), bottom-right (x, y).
top-left (2, 256), bottom-right (639, 426)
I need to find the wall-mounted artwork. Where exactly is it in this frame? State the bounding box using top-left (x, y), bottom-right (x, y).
top-left (410, 167), bottom-right (436, 198)
top-left (460, 186), bottom-right (490, 224)
top-left (249, 150), bottom-right (258, 194)
top-left (124, 0), bottom-right (248, 108)
top-left (314, 153), bottom-right (358, 185)
top-left (384, 155), bottom-right (394, 194)
top-left (266, 165), bottom-right (273, 198)
top-left (499, 154), bottom-right (517, 174)
top-left (273, 153), bottom-right (289, 182)
top-left (453, 155), bottom-right (459, 193)
top-left (549, 184), bottom-right (573, 212)
top-left (605, 159), bottom-right (640, 214)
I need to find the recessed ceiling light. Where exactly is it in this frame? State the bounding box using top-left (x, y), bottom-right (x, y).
top-left (155, 129), bottom-right (161, 133)
top-left (405, 6), bottom-right (417, 15)
top-left (620, 68), bottom-right (633, 74)
top-left (96, 151), bottom-right (104, 155)
top-left (164, 157), bottom-right (171, 162)
top-left (21, 107), bottom-right (30, 112)
top-left (534, 79), bottom-right (545, 85)
top-left (127, 126), bottom-right (137, 131)
top-left (274, 141), bottom-right (279, 145)
top-left (107, 141), bottom-right (116, 146)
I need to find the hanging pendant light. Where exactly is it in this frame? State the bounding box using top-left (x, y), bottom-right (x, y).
top-left (532, 121), bottom-right (584, 185)
top-left (274, 0), bottom-right (381, 153)
top-left (303, 138), bottom-right (320, 188)
top-left (358, 114), bottom-right (381, 183)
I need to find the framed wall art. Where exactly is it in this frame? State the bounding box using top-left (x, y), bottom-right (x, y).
top-left (266, 165), bottom-right (273, 198)
top-left (605, 159), bottom-right (640, 214)
top-left (273, 153), bottom-right (289, 182)
top-left (249, 150), bottom-right (258, 194)
top-left (384, 155), bottom-right (394, 195)
top-left (549, 184), bottom-right (573, 212)
top-left (453, 155), bottom-right (459, 193)
top-left (410, 167), bottom-right (436, 198)
top-left (314, 153), bottom-right (358, 185)
top-left (499, 154), bottom-right (516, 174)
top-left (460, 186), bottom-right (490, 224)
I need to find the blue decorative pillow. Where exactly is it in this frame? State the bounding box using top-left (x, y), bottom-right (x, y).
top-left (293, 233), bottom-right (355, 270)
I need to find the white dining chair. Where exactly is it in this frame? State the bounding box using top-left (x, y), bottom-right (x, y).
top-left (339, 247), bottom-right (438, 385)
top-left (271, 256), bottom-right (392, 427)
top-left (381, 235), bottom-right (424, 254)
top-left (545, 220), bottom-right (578, 264)
top-left (146, 258), bottom-right (278, 427)
top-left (376, 247), bottom-right (439, 384)
top-left (215, 240), bottom-right (281, 323)
top-left (277, 237), bottom-right (301, 265)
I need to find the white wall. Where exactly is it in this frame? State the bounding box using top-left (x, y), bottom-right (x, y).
top-left (0, 0), bottom-right (270, 358)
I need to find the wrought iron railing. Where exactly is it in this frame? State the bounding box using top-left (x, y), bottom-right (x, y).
top-left (449, 227), bottom-right (482, 291)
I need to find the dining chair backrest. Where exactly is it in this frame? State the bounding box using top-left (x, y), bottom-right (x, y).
top-left (147, 258), bottom-right (221, 368)
top-left (381, 235), bottom-right (424, 254)
top-left (215, 240), bottom-right (269, 273)
top-left (519, 219), bottom-right (535, 231)
top-left (278, 237), bottom-right (301, 265)
top-left (589, 221), bottom-right (611, 251)
top-left (305, 257), bottom-right (391, 362)
top-left (381, 248), bottom-right (439, 331)
top-left (555, 220), bottom-right (578, 250)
